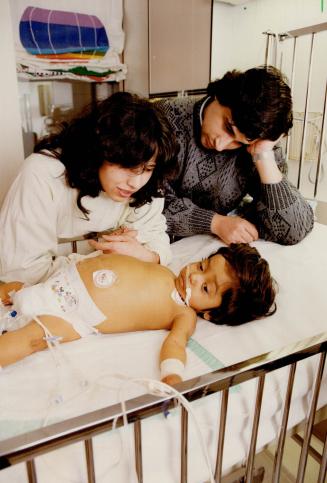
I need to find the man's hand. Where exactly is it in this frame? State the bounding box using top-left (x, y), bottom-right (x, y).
top-left (211, 213), bottom-right (258, 244)
top-left (246, 137), bottom-right (283, 184)
top-left (247, 138), bottom-right (280, 156)
top-left (89, 230), bottom-right (160, 263)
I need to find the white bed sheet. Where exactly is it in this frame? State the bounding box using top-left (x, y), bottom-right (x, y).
top-left (0, 223), bottom-right (327, 482)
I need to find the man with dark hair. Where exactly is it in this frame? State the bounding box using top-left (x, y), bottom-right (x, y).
top-left (157, 66), bottom-right (314, 245)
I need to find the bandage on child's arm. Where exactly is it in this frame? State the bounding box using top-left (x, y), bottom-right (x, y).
top-left (159, 312), bottom-right (196, 384)
top-left (160, 358), bottom-right (185, 380)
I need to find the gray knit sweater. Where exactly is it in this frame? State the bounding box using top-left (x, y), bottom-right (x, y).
top-left (157, 96), bottom-right (314, 245)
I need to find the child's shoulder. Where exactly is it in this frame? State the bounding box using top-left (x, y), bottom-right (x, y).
top-left (168, 306), bottom-right (197, 338)
top-left (172, 304), bottom-right (197, 325)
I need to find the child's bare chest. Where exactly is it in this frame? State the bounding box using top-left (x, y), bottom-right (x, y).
top-left (82, 263), bottom-right (184, 333)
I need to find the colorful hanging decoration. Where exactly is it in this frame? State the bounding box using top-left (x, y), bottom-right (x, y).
top-left (19, 6), bottom-right (109, 61)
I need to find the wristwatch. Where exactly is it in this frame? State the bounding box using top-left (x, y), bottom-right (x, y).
top-left (252, 150), bottom-right (274, 163)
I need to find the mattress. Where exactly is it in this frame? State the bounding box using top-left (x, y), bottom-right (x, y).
top-left (0, 223), bottom-right (327, 482)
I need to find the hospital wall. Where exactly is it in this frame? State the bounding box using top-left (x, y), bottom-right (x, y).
top-left (212, 0), bottom-right (327, 112)
top-left (0, 0), bottom-right (24, 206)
top-left (1, 0), bottom-right (327, 204)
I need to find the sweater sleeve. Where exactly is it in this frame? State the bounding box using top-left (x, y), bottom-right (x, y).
top-left (246, 147), bottom-right (314, 245)
top-left (163, 177), bottom-right (216, 236)
top-left (157, 97), bottom-right (216, 237)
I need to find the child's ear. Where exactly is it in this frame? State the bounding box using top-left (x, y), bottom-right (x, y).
top-left (202, 311), bottom-right (211, 321)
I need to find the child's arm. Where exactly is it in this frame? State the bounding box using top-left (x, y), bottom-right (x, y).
top-left (159, 310), bottom-right (197, 386)
top-left (0, 281), bottom-right (24, 305)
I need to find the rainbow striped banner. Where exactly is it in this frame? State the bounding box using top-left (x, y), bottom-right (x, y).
top-left (19, 6), bottom-right (109, 60)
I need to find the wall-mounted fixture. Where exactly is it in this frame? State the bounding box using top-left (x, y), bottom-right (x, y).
top-left (214, 0), bottom-right (253, 5)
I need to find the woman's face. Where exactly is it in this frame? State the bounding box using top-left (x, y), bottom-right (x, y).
top-left (201, 98), bottom-right (256, 151)
top-left (99, 154), bottom-right (157, 202)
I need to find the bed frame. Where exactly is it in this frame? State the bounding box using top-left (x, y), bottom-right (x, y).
top-left (0, 329), bottom-right (326, 483)
top-left (263, 21), bottom-right (327, 197)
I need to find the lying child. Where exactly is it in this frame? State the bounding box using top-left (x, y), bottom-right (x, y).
top-left (0, 244), bottom-right (276, 385)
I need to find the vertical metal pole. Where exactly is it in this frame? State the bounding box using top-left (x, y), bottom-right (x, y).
top-left (26, 460), bottom-right (37, 483)
top-left (214, 389), bottom-right (229, 482)
top-left (134, 419), bottom-right (143, 483)
top-left (272, 363), bottom-right (297, 482)
top-left (147, 0), bottom-right (150, 97)
top-left (245, 375), bottom-right (265, 483)
top-left (209, 0), bottom-right (214, 83)
top-left (297, 33), bottom-right (315, 190)
top-left (313, 79), bottom-right (327, 197)
top-left (279, 51), bottom-right (283, 72)
top-left (317, 432), bottom-right (327, 483)
top-left (84, 438), bottom-right (96, 483)
top-left (264, 33), bottom-right (270, 66)
top-left (296, 351), bottom-right (326, 482)
top-left (272, 34), bottom-right (277, 67)
top-left (90, 83), bottom-right (97, 106)
top-left (72, 240), bottom-right (77, 253)
top-left (286, 36), bottom-right (297, 162)
top-left (180, 406), bottom-right (188, 483)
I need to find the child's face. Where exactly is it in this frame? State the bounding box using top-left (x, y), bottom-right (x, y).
top-left (175, 254), bottom-right (237, 311)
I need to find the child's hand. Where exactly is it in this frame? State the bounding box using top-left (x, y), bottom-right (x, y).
top-left (0, 281), bottom-right (23, 305)
top-left (161, 374), bottom-right (183, 386)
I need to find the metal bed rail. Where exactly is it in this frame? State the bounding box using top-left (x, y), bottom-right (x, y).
top-left (263, 22), bottom-right (327, 198)
top-left (58, 231), bottom-right (108, 254)
top-left (0, 331), bottom-right (326, 483)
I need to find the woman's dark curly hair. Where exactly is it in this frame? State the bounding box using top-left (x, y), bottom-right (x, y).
top-left (207, 65), bottom-right (293, 141)
top-left (35, 92), bottom-right (178, 215)
top-left (201, 243), bottom-right (277, 326)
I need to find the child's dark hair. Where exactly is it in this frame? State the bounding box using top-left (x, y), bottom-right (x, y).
top-left (35, 92), bottom-right (178, 215)
top-left (202, 243), bottom-right (277, 326)
top-left (207, 65), bottom-right (293, 141)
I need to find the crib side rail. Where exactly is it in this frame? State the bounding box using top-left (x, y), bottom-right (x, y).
top-left (0, 331), bottom-right (326, 478)
top-left (58, 230), bottom-right (117, 254)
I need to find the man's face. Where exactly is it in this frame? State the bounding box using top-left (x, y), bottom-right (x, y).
top-left (201, 98), bottom-right (256, 151)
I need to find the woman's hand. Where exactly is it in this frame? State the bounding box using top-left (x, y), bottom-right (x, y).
top-left (211, 213), bottom-right (258, 244)
top-left (89, 230), bottom-right (160, 263)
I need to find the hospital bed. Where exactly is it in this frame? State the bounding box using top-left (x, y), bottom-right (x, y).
top-left (0, 222), bottom-right (326, 482)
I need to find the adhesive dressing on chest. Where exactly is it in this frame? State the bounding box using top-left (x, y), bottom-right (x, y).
top-left (93, 270), bottom-right (117, 288)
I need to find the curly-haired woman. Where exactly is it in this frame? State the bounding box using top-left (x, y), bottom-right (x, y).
top-left (0, 92), bottom-right (177, 284)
